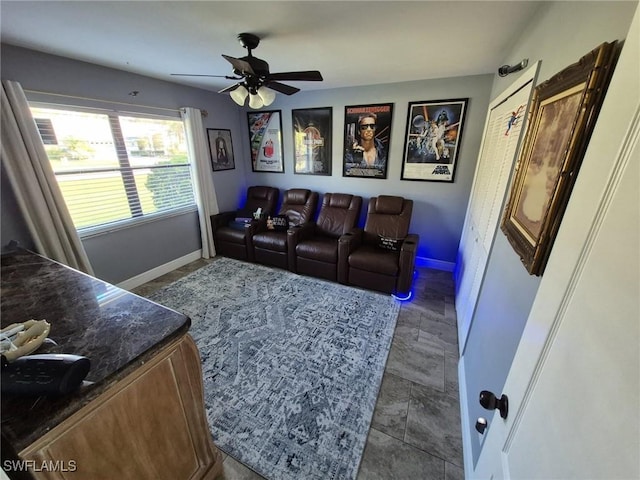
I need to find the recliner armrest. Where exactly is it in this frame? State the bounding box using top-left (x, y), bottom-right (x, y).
top-left (246, 218), bottom-right (268, 262)
top-left (210, 211), bottom-right (237, 231)
top-left (286, 224), bottom-right (308, 273)
top-left (337, 228), bottom-right (362, 284)
top-left (397, 233), bottom-right (419, 296)
top-left (251, 217), bottom-right (269, 234)
top-left (400, 234), bottom-right (419, 255)
top-left (294, 222), bottom-right (316, 242)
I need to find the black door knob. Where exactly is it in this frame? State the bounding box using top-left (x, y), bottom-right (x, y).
top-left (479, 390), bottom-right (509, 419)
top-left (475, 417), bottom-right (488, 434)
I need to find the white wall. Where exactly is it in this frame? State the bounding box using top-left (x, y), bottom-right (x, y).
top-left (461, 0), bottom-right (639, 466)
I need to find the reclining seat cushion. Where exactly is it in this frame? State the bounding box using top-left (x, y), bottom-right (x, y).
top-left (348, 245), bottom-right (400, 276)
top-left (296, 236), bottom-right (339, 263)
top-left (252, 231), bottom-right (288, 252)
top-left (253, 189), bottom-right (317, 254)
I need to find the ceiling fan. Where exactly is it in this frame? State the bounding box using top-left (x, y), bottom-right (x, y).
top-left (171, 33), bottom-right (323, 108)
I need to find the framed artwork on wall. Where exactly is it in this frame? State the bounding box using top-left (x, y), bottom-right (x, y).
top-left (247, 110), bottom-right (284, 173)
top-left (206, 128), bottom-right (235, 171)
top-left (501, 41), bottom-right (619, 276)
top-left (343, 103), bottom-right (393, 179)
top-left (292, 107), bottom-right (332, 175)
top-left (400, 98), bottom-right (468, 182)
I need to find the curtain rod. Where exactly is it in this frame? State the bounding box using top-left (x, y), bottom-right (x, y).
top-left (23, 89), bottom-right (207, 117)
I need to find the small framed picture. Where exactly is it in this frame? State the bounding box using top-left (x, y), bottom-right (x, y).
top-left (247, 110), bottom-right (284, 173)
top-left (401, 98), bottom-right (468, 182)
top-left (343, 103), bottom-right (393, 179)
top-left (292, 107), bottom-right (332, 175)
top-left (206, 128), bottom-right (235, 171)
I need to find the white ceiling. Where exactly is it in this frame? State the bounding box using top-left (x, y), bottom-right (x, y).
top-left (1, 1), bottom-right (544, 93)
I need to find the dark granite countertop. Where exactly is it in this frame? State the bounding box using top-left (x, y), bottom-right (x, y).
top-left (1, 248), bottom-right (190, 453)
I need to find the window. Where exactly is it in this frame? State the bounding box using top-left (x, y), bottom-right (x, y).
top-left (30, 106), bottom-right (196, 233)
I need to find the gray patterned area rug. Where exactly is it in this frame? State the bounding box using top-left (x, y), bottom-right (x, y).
top-left (149, 257), bottom-right (400, 480)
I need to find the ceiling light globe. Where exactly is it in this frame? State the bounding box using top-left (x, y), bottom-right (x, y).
top-left (230, 85), bottom-right (248, 106)
top-left (248, 94), bottom-right (264, 109)
top-left (257, 86), bottom-right (276, 106)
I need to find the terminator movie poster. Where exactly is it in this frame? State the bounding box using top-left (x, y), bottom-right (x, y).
top-left (247, 110), bottom-right (284, 173)
top-left (343, 103), bottom-right (393, 179)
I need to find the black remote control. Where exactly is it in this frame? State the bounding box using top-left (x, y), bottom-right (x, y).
top-left (1, 354), bottom-right (90, 396)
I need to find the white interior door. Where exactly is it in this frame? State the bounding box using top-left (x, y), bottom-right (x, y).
top-left (472, 12), bottom-right (639, 478)
top-left (454, 65), bottom-right (537, 354)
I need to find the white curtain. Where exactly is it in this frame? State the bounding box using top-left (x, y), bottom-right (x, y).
top-left (1, 80), bottom-right (94, 274)
top-left (181, 107), bottom-right (219, 258)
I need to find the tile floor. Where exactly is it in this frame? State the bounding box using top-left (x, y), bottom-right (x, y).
top-left (133, 261), bottom-right (464, 480)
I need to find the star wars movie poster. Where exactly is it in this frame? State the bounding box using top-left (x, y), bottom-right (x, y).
top-left (401, 98), bottom-right (468, 182)
top-left (343, 103), bottom-right (393, 179)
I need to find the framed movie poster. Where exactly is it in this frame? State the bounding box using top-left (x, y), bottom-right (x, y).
top-left (343, 103), bottom-right (393, 179)
top-left (206, 128), bottom-right (235, 171)
top-left (292, 107), bottom-right (332, 175)
top-left (401, 98), bottom-right (468, 182)
top-left (501, 41), bottom-right (619, 276)
top-left (247, 110), bottom-right (284, 173)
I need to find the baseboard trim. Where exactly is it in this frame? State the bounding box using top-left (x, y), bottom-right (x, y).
top-left (459, 355), bottom-right (476, 478)
top-left (117, 250), bottom-right (202, 291)
top-left (415, 256), bottom-right (455, 272)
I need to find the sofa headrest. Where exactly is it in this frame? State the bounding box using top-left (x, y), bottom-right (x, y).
top-left (248, 186), bottom-right (275, 200)
top-left (245, 186), bottom-right (278, 215)
top-left (373, 195), bottom-right (405, 215)
top-left (326, 193), bottom-right (356, 209)
top-left (284, 189), bottom-right (312, 205)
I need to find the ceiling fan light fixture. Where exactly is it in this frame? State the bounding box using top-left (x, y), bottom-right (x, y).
top-left (248, 93), bottom-right (264, 109)
top-left (257, 86), bottom-right (276, 106)
top-left (230, 85), bottom-right (248, 106)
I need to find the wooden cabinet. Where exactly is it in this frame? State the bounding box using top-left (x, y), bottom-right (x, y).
top-left (19, 334), bottom-right (222, 480)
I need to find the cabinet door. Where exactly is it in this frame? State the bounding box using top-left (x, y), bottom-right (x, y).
top-left (21, 335), bottom-right (222, 480)
top-left (454, 66), bottom-right (537, 353)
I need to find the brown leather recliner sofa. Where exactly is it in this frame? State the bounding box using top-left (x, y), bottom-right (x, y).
top-left (214, 188), bottom-right (419, 296)
top-left (339, 195), bottom-right (419, 296)
top-left (288, 193), bottom-right (362, 282)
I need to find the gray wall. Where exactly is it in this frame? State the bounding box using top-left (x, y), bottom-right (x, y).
top-left (462, 0), bottom-right (638, 465)
top-left (1, 42), bottom-right (493, 282)
top-left (244, 74), bottom-right (494, 267)
top-left (1, 44), bottom-right (249, 283)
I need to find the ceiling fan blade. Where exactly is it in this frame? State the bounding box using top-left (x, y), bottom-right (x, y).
top-left (265, 81), bottom-right (300, 95)
top-left (218, 82), bottom-right (242, 94)
top-left (222, 54), bottom-right (255, 76)
top-left (267, 71), bottom-right (323, 82)
top-left (171, 73), bottom-right (235, 78)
